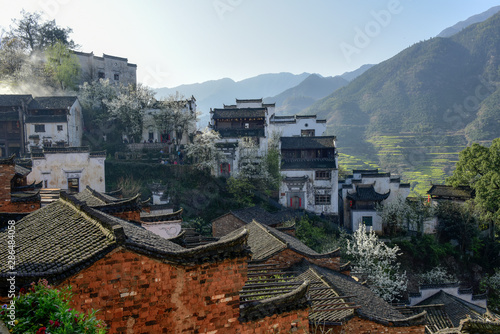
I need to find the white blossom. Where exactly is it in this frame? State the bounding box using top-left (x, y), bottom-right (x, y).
top-left (347, 224), bottom-right (407, 302)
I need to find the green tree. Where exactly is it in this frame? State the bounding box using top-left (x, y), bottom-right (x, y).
top-left (8, 10), bottom-right (76, 52)
top-left (227, 176), bottom-right (255, 207)
top-left (435, 201), bottom-right (478, 254)
top-left (44, 41), bottom-right (80, 90)
top-left (448, 138), bottom-right (500, 239)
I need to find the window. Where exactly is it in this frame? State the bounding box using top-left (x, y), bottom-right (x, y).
top-left (301, 129), bottom-right (315, 137)
top-left (57, 125), bottom-right (63, 131)
top-left (362, 216), bottom-right (373, 226)
top-left (98, 71), bottom-right (105, 79)
top-left (68, 178), bottom-right (79, 193)
top-left (34, 124), bottom-right (45, 133)
top-left (315, 170), bottom-right (331, 180)
top-left (244, 123), bottom-right (249, 129)
top-left (315, 195), bottom-right (331, 205)
top-left (114, 73), bottom-right (119, 80)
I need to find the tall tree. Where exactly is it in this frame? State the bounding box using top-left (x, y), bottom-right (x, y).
top-left (9, 10), bottom-right (76, 52)
top-left (448, 138), bottom-right (500, 239)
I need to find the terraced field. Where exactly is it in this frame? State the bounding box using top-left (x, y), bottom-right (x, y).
top-left (337, 133), bottom-right (468, 195)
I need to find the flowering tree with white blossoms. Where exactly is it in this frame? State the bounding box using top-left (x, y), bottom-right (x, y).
top-left (346, 224), bottom-right (407, 302)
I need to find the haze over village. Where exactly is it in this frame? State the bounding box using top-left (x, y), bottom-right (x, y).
top-left (1, 1), bottom-right (500, 333)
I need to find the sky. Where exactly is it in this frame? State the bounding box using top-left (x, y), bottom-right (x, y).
top-left (0, 0), bottom-right (499, 88)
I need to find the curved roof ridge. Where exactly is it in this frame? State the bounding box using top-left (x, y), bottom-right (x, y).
top-left (258, 221), bottom-right (338, 259)
top-left (239, 281), bottom-right (310, 322)
top-left (93, 193), bottom-right (141, 208)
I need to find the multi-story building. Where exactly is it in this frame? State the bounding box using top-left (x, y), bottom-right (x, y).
top-left (74, 51), bottom-right (137, 87)
top-left (279, 136), bottom-right (339, 217)
top-left (0, 95), bottom-right (31, 157)
top-left (24, 96), bottom-right (83, 152)
top-left (140, 96), bottom-right (197, 146)
top-left (209, 98), bottom-right (328, 178)
top-left (0, 95), bottom-right (84, 157)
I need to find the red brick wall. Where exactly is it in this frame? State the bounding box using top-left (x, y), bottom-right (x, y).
top-left (240, 309), bottom-right (309, 333)
top-left (263, 248), bottom-right (340, 271)
top-left (212, 214), bottom-right (246, 238)
top-left (339, 316), bottom-right (425, 334)
top-left (0, 164), bottom-right (40, 213)
top-left (0, 164), bottom-right (15, 205)
top-left (61, 247), bottom-right (310, 333)
top-left (0, 201), bottom-right (40, 213)
top-left (111, 210), bottom-right (141, 221)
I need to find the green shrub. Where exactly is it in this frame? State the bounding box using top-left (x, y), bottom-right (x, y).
top-left (0, 279), bottom-right (106, 334)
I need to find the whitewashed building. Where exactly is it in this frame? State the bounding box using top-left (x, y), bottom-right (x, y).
top-left (279, 136), bottom-right (339, 217)
top-left (339, 170), bottom-right (411, 233)
top-left (24, 96), bottom-right (83, 152)
top-left (140, 97), bottom-right (197, 146)
top-left (268, 114), bottom-right (327, 138)
top-left (209, 98), bottom-right (329, 178)
top-left (28, 147), bottom-right (106, 193)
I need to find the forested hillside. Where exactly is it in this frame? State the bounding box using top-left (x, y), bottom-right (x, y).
top-left (306, 12), bottom-right (500, 193)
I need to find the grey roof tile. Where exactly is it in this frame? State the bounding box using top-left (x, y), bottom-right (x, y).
top-left (281, 136), bottom-right (336, 149)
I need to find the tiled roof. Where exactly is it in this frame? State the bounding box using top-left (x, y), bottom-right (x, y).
top-left (28, 96), bottom-right (78, 110)
top-left (73, 187), bottom-right (144, 215)
top-left (346, 184), bottom-right (390, 201)
top-left (293, 265), bottom-right (355, 324)
top-left (281, 136), bottom-right (336, 150)
top-left (460, 319), bottom-right (500, 333)
top-left (427, 185), bottom-right (474, 200)
top-left (25, 115), bottom-right (68, 123)
top-left (0, 194), bottom-right (250, 290)
top-left (239, 281), bottom-right (310, 322)
top-left (228, 206), bottom-right (301, 227)
top-left (140, 208), bottom-right (183, 223)
top-left (73, 188), bottom-right (109, 206)
top-left (0, 199), bottom-right (116, 285)
top-left (311, 265), bottom-right (423, 325)
top-left (11, 190), bottom-right (40, 203)
top-left (415, 291), bottom-right (485, 327)
top-left (0, 94), bottom-right (32, 107)
top-left (236, 98), bottom-right (263, 103)
top-left (212, 108), bottom-right (266, 119)
top-left (398, 304), bottom-right (454, 333)
top-left (15, 164), bottom-right (31, 176)
top-left (226, 221), bottom-right (337, 261)
top-left (0, 155), bottom-right (15, 165)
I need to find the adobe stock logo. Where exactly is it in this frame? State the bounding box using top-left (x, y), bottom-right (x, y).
top-left (340, 0), bottom-right (403, 64)
top-left (213, 0), bottom-right (244, 20)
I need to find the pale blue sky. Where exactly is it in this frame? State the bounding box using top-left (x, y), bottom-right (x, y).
top-left (1, 1), bottom-right (499, 87)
